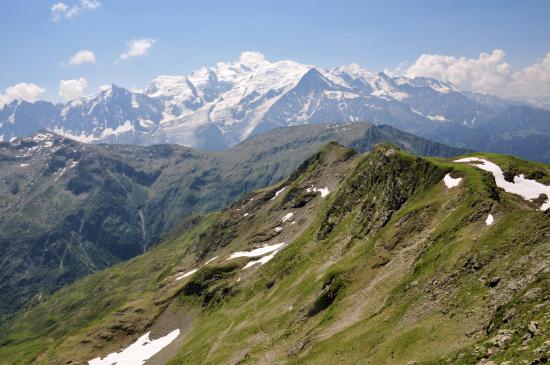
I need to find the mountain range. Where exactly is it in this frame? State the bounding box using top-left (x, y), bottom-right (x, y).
top-left (0, 122), bottom-right (467, 321)
top-left (1, 52), bottom-right (549, 162)
top-left (1, 142), bottom-right (548, 364)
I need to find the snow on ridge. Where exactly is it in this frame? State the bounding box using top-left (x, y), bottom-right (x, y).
top-left (443, 173), bottom-right (462, 189)
top-left (227, 243), bottom-right (285, 260)
top-left (88, 329), bottom-right (180, 365)
top-left (454, 157), bottom-right (550, 211)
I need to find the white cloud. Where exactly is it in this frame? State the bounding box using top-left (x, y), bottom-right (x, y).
top-left (404, 49), bottom-right (511, 93)
top-left (119, 38), bottom-right (155, 60)
top-left (99, 84), bottom-right (111, 91)
top-left (69, 49), bottom-right (96, 65)
top-left (0, 83), bottom-right (45, 107)
top-left (394, 49), bottom-right (550, 104)
top-left (508, 53), bottom-right (550, 100)
top-left (59, 78), bottom-right (88, 100)
top-left (51, 0), bottom-right (101, 21)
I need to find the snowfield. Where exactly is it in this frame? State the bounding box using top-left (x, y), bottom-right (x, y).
top-left (88, 329), bottom-right (180, 365)
top-left (455, 157), bottom-right (550, 210)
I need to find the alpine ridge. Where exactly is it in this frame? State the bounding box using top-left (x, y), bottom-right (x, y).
top-left (0, 122), bottom-right (466, 321)
top-left (0, 142), bottom-right (548, 365)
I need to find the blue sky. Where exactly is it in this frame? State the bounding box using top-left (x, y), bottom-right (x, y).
top-left (1, 0), bottom-right (550, 102)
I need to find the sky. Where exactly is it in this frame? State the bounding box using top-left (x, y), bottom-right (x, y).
top-left (1, 0), bottom-right (549, 104)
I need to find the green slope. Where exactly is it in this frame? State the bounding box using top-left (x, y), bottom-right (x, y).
top-left (0, 122), bottom-right (467, 320)
top-left (1, 142), bottom-right (548, 365)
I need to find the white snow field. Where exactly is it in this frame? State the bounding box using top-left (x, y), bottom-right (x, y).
top-left (454, 157), bottom-right (550, 211)
top-left (88, 329), bottom-right (180, 365)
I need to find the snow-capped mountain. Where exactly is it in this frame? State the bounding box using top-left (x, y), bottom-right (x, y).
top-left (0, 51), bottom-right (537, 151)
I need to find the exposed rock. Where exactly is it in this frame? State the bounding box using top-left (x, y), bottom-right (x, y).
top-left (528, 321), bottom-right (540, 336)
top-left (488, 277), bottom-right (501, 288)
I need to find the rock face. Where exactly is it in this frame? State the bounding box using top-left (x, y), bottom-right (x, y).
top-left (1, 52), bottom-right (548, 162)
top-left (1, 141), bottom-right (548, 365)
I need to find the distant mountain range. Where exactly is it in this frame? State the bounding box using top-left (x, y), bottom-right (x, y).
top-left (0, 122), bottom-right (466, 320)
top-left (1, 52), bottom-right (548, 161)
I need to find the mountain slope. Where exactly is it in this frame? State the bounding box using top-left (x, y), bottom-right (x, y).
top-left (0, 123), bottom-right (467, 321)
top-left (1, 143), bottom-right (548, 365)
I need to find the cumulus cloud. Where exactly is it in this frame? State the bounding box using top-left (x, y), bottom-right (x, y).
top-left (99, 84), bottom-right (111, 91)
top-left (0, 83), bottom-right (45, 107)
top-left (404, 49), bottom-right (511, 93)
top-left (51, 0), bottom-right (101, 21)
top-left (59, 78), bottom-right (88, 100)
top-left (119, 38), bottom-right (155, 60)
top-left (69, 49), bottom-right (96, 65)
top-left (392, 49), bottom-right (550, 104)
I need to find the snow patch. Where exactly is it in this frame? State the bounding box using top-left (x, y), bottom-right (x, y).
top-left (274, 226), bottom-right (283, 232)
top-left (306, 186), bottom-right (330, 197)
top-left (281, 212), bottom-right (294, 222)
top-left (227, 243), bottom-right (285, 260)
top-left (443, 173), bottom-right (462, 189)
top-left (242, 244), bottom-right (285, 270)
top-left (88, 329), bottom-right (180, 365)
top-left (175, 268), bottom-right (198, 281)
top-left (427, 115), bottom-right (447, 122)
top-left (454, 157), bottom-right (550, 210)
top-left (270, 186), bottom-right (286, 201)
top-left (204, 256), bottom-right (218, 265)
top-left (485, 214), bottom-right (494, 226)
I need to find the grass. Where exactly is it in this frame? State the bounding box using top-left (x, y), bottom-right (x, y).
top-left (1, 145), bottom-right (548, 364)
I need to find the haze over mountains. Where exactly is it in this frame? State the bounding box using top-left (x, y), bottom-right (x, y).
top-left (1, 52), bottom-right (549, 162)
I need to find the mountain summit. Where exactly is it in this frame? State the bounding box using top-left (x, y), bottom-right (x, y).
top-left (2, 52), bottom-right (547, 162)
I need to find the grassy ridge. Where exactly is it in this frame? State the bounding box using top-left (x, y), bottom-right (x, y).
top-left (1, 143), bottom-right (548, 364)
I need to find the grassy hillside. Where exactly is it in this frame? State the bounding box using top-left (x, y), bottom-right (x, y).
top-left (1, 143), bottom-right (548, 365)
top-left (0, 122), bottom-right (467, 321)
